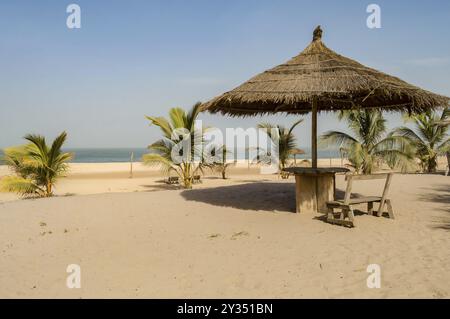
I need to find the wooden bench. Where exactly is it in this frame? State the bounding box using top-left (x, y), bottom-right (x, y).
top-left (166, 176), bottom-right (179, 185)
top-left (193, 175), bottom-right (202, 184)
top-left (326, 173), bottom-right (395, 227)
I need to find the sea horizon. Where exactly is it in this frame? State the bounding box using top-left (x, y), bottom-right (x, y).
top-left (0, 147), bottom-right (344, 164)
top-left (61, 147), bottom-right (343, 163)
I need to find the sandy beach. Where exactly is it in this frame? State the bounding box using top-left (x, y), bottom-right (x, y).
top-left (2, 0), bottom-right (450, 305)
top-left (0, 161), bottom-right (449, 298)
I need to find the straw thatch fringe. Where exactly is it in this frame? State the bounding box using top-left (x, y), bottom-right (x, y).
top-left (201, 26), bottom-right (449, 116)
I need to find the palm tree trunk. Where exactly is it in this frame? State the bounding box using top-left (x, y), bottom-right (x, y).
top-left (427, 155), bottom-right (438, 173)
top-left (446, 152), bottom-right (450, 176)
top-left (46, 181), bottom-right (53, 197)
top-left (183, 163), bottom-right (193, 189)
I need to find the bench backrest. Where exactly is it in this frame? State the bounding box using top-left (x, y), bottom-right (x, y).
top-left (343, 173), bottom-right (393, 205)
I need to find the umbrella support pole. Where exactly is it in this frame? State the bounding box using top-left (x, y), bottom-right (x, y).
top-left (311, 98), bottom-right (318, 169)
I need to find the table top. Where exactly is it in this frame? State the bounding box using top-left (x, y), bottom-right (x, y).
top-left (283, 167), bottom-right (350, 175)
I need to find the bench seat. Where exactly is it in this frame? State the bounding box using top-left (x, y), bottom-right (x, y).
top-left (327, 196), bottom-right (382, 206)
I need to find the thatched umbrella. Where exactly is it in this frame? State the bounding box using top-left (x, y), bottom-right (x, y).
top-left (202, 26), bottom-right (449, 169)
top-left (291, 148), bottom-right (305, 165)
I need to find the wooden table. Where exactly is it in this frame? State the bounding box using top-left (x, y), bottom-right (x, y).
top-left (284, 167), bottom-right (350, 214)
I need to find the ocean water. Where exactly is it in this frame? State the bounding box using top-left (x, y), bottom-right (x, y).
top-left (65, 147), bottom-right (343, 163)
top-left (0, 147), bottom-right (343, 164)
top-left (63, 148), bottom-right (148, 163)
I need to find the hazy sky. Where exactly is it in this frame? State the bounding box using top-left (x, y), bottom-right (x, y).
top-left (0, 0), bottom-right (449, 148)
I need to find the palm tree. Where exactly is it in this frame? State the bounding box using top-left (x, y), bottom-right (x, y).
top-left (209, 145), bottom-right (234, 179)
top-left (143, 102), bottom-right (207, 189)
top-left (392, 108), bottom-right (449, 173)
top-left (1, 132), bottom-right (73, 197)
top-left (320, 110), bottom-right (413, 174)
top-left (257, 119), bottom-right (304, 178)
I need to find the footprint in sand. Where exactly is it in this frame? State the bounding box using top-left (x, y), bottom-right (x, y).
top-left (230, 231), bottom-right (249, 240)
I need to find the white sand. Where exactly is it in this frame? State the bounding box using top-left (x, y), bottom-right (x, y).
top-left (0, 162), bottom-right (449, 298)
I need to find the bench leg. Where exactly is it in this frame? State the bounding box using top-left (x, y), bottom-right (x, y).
top-left (347, 208), bottom-right (356, 227)
top-left (377, 200), bottom-right (386, 217)
top-left (368, 202), bottom-right (374, 216)
top-left (386, 199), bottom-right (395, 219)
top-left (340, 209), bottom-right (345, 220)
top-left (326, 206), bottom-right (355, 228)
top-left (326, 207), bottom-right (334, 223)
top-left (341, 208), bottom-right (355, 227)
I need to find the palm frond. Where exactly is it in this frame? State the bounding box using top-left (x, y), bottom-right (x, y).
top-left (145, 116), bottom-right (173, 138)
top-left (392, 127), bottom-right (423, 144)
top-left (142, 153), bottom-right (177, 173)
top-left (320, 131), bottom-right (358, 148)
top-left (169, 108), bottom-right (188, 129)
top-left (0, 176), bottom-right (43, 197)
top-left (186, 102), bottom-right (202, 131)
top-left (257, 123), bottom-right (277, 139)
top-left (288, 118), bottom-right (304, 136)
top-left (437, 138), bottom-right (450, 154)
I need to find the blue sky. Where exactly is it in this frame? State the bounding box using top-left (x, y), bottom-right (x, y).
top-left (0, 0), bottom-right (449, 148)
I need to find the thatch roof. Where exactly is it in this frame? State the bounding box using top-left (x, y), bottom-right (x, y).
top-left (202, 26), bottom-right (449, 115)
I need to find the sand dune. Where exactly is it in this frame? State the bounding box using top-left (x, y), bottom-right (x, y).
top-left (0, 166), bottom-right (449, 298)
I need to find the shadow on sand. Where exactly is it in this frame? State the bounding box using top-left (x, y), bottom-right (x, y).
top-left (180, 182), bottom-right (371, 216)
top-left (140, 180), bottom-right (184, 192)
top-left (419, 184), bottom-right (450, 231)
top-left (181, 182), bottom-right (296, 213)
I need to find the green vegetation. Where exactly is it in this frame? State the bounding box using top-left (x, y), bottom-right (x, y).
top-left (320, 110), bottom-right (413, 174)
top-left (392, 108), bottom-right (449, 173)
top-left (1, 132), bottom-right (72, 197)
top-left (143, 102), bottom-right (208, 189)
top-left (257, 119), bottom-right (304, 178)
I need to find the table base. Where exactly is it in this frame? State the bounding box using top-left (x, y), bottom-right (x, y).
top-left (294, 174), bottom-right (335, 214)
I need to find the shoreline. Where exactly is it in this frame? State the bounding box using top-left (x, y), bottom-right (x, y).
top-left (0, 158), bottom-right (448, 204)
top-left (1, 156), bottom-right (448, 176)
